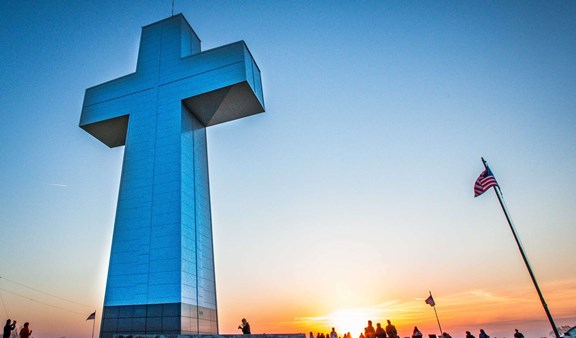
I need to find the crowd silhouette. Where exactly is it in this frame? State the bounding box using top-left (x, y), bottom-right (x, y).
top-left (3, 315), bottom-right (528, 338)
top-left (3, 320), bottom-right (32, 338)
top-left (309, 320), bottom-right (525, 338)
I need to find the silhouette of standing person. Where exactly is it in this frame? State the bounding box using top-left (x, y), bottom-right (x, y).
top-left (465, 331), bottom-right (475, 338)
top-left (479, 329), bottom-right (488, 338)
top-left (238, 318), bottom-right (250, 334)
top-left (366, 321), bottom-right (376, 338)
top-left (385, 320), bottom-right (398, 338)
top-left (331, 328), bottom-right (338, 338)
top-left (18, 323), bottom-right (31, 338)
top-left (513, 329), bottom-right (524, 338)
top-left (3, 320), bottom-right (16, 338)
top-left (376, 323), bottom-right (387, 338)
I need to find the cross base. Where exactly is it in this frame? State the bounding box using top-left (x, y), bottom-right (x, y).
top-left (101, 303), bottom-right (218, 338)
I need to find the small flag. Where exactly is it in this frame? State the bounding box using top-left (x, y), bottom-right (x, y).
top-left (425, 295), bottom-right (435, 307)
top-left (474, 167), bottom-right (499, 197)
top-left (86, 311), bottom-right (96, 321)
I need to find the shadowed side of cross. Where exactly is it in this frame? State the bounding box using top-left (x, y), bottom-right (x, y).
top-left (80, 14), bottom-right (264, 146)
top-left (78, 15), bottom-right (264, 335)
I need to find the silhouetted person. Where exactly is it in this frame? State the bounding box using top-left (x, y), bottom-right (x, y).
top-left (359, 333), bottom-right (366, 338)
top-left (479, 329), bottom-right (488, 338)
top-left (310, 332), bottom-right (314, 338)
top-left (385, 320), bottom-right (398, 338)
top-left (442, 332), bottom-right (452, 338)
top-left (465, 331), bottom-right (475, 338)
top-left (19, 323), bottom-right (31, 338)
top-left (3, 320), bottom-right (16, 338)
top-left (412, 326), bottom-right (422, 338)
top-left (238, 318), bottom-right (250, 334)
top-left (331, 328), bottom-right (338, 338)
top-left (376, 323), bottom-right (387, 338)
top-left (514, 330), bottom-right (524, 338)
top-left (329, 328), bottom-right (338, 338)
top-left (366, 321), bottom-right (376, 338)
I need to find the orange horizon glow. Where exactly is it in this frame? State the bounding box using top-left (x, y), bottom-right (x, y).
top-left (215, 278), bottom-right (576, 338)
top-left (1, 278), bottom-right (575, 338)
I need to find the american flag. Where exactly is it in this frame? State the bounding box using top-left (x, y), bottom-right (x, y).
top-left (474, 167), bottom-right (499, 197)
top-left (425, 295), bottom-right (435, 307)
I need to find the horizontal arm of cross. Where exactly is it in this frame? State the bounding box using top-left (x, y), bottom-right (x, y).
top-left (80, 41), bottom-right (264, 147)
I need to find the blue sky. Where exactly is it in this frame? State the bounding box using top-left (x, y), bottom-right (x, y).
top-left (0, 1), bottom-right (575, 338)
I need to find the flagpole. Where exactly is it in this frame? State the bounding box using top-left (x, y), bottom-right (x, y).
top-left (91, 311), bottom-right (96, 338)
top-left (481, 158), bottom-right (560, 338)
top-left (429, 291), bottom-right (443, 335)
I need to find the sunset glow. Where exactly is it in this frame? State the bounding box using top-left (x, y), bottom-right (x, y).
top-left (301, 308), bottom-right (385, 336)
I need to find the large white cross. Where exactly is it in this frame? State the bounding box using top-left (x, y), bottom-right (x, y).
top-left (80, 14), bottom-right (264, 336)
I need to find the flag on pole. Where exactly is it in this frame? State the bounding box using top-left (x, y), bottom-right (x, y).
top-left (474, 167), bottom-right (499, 197)
top-left (425, 295), bottom-right (435, 307)
top-left (86, 311), bottom-right (96, 321)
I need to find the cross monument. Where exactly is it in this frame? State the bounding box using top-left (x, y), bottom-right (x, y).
top-left (80, 14), bottom-right (264, 338)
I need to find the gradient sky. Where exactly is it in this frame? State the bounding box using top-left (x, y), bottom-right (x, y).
top-left (0, 1), bottom-right (575, 338)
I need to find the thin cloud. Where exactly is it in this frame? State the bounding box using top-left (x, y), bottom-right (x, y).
top-left (46, 183), bottom-right (68, 187)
